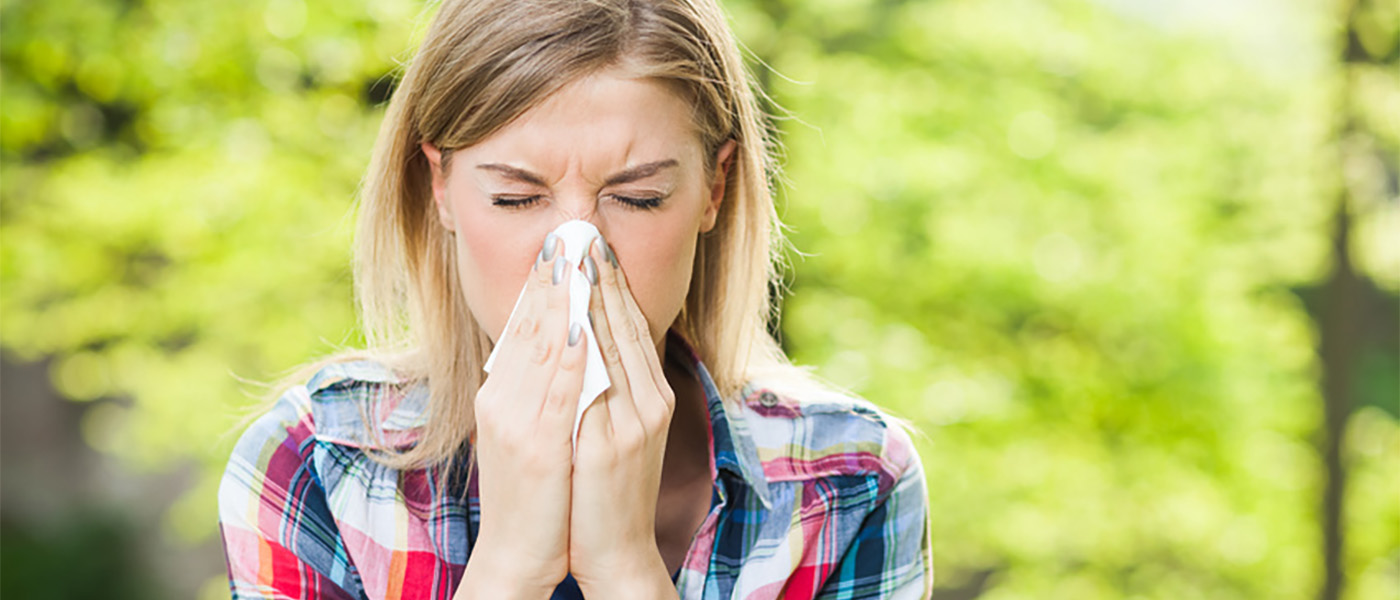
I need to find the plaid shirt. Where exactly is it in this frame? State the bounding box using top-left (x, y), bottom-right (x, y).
top-left (218, 336), bottom-right (932, 599)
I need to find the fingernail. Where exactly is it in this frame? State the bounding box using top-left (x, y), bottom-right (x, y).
top-left (583, 255), bottom-right (598, 286)
top-left (603, 239), bottom-right (617, 268)
top-left (592, 237), bottom-right (606, 264)
top-left (552, 257), bottom-right (567, 285)
top-left (542, 233), bottom-right (559, 261)
top-left (568, 322), bottom-right (582, 346)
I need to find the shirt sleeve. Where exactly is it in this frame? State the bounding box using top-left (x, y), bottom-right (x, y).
top-left (218, 385), bottom-right (368, 600)
top-left (814, 424), bottom-right (933, 600)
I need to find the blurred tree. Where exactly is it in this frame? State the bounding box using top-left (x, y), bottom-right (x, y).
top-left (0, 0), bottom-right (1395, 599)
top-left (1310, 1), bottom-right (1399, 599)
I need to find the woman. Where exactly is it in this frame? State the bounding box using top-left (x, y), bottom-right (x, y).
top-left (217, 0), bottom-right (931, 598)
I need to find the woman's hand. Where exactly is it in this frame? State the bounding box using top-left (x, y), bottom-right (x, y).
top-left (456, 236), bottom-right (587, 600)
top-left (568, 236), bottom-right (680, 598)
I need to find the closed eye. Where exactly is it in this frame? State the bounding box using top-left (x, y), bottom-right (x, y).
top-left (490, 194), bottom-right (665, 210)
top-left (491, 195), bottom-right (541, 209)
top-left (612, 195), bottom-right (664, 210)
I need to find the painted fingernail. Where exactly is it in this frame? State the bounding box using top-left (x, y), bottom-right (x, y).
top-left (552, 257), bottom-right (567, 285)
top-left (568, 322), bottom-right (582, 346)
top-left (583, 255), bottom-right (598, 286)
top-left (591, 237), bottom-right (606, 264)
top-left (603, 239), bottom-right (617, 268)
top-left (542, 233), bottom-right (559, 262)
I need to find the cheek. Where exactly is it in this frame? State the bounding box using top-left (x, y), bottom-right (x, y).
top-left (614, 214), bottom-right (700, 337)
top-left (452, 204), bottom-right (542, 342)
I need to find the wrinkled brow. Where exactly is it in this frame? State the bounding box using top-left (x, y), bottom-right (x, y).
top-left (475, 159), bottom-right (679, 187)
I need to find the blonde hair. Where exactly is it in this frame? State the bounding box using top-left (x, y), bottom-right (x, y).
top-left (249, 0), bottom-right (853, 485)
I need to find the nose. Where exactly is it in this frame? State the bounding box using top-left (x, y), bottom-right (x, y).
top-left (550, 198), bottom-right (607, 240)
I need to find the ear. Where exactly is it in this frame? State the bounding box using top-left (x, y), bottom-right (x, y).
top-left (420, 142), bottom-right (454, 232)
top-left (700, 138), bottom-right (738, 234)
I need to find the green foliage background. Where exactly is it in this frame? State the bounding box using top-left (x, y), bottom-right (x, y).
top-left (1, 0), bottom-right (1396, 598)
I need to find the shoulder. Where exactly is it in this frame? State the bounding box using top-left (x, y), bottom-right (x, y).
top-left (227, 358), bottom-right (427, 464)
top-left (735, 375), bottom-right (922, 497)
top-left (218, 361), bottom-right (392, 597)
top-left (219, 358), bottom-right (427, 530)
top-left (300, 358), bottom-right (429, 449)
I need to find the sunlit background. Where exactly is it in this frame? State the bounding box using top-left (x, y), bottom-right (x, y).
top-left (2, 0), bottom-right (1396, 598)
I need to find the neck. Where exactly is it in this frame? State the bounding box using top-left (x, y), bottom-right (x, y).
top-left (660, 342), bottom-right (711, 483)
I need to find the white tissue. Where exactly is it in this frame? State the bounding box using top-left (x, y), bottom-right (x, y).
top-left (482, 220), bottom-right (611, 453)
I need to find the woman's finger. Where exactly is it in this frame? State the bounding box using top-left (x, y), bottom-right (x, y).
top-left (576, 274), bottom-right (616, 441)
top-left (598, 238), bottom-right (668, 389)
top-left (584, 251), bottom-right (631, 438)
top-left (482, 244), bottom-right (549, 398)
top-left (590, 237), bottom-right (672, 430)
top-left (487, 235), bottom-right (572, 418)
top-left (542, 318), bottom-right (587, 428)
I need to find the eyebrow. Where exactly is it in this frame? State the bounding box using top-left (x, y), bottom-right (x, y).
top-left (603, 159), bottom-right (679, 185)
top-left (475, 159), bottom-right (679, 187)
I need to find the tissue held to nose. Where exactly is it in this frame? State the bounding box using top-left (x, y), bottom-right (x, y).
top-left (483, 220), bottom-right (612, 453)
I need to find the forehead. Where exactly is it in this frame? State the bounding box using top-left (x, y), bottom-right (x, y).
top-left (454, 71), bottom-right (704, 177)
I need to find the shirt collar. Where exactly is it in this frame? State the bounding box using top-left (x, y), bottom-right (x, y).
top-left (667, 331), bottom-right (773, 509)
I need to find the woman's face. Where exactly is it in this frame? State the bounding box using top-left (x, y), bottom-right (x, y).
top-left (422, 69), bottom-right (736, 357)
